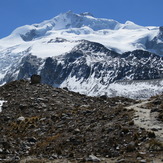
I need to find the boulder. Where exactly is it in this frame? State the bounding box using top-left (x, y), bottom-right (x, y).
top-left (30, 74), bottom-right (41, 84)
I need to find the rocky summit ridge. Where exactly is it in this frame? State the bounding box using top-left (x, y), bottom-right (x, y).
top-left (0, 79), bottom-right (163, 162)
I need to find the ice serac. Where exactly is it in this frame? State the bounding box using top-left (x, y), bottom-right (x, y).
top-left (0, 11), bottom-right (163, 99)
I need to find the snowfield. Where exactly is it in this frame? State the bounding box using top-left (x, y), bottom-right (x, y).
top-left (0, 11), bottom-right (161, 58)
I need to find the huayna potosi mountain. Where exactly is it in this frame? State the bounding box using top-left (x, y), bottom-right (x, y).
top-left (0, 11), bottom-right (163, 99)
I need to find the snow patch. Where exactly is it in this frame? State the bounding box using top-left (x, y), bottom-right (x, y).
top-left (17, 116), bottom-right (25, 121)
top-left (0, 100), bottom-right (7, 112)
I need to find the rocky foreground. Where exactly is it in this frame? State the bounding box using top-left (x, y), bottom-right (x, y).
top-left (0, 80), bottom-right (163, 163)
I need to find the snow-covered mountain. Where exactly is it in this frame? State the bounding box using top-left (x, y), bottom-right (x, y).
top-left (0, 11), bottom-right (163, 98)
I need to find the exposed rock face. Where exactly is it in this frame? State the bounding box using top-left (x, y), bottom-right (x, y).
top-left (0, 80), bottom-right (163, 162)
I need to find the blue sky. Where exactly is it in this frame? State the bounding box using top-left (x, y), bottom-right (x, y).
top-left (0, 0), bottom-right (162, 38)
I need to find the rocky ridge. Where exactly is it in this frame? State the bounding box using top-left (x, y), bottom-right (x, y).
top-left (0, 80), bottom-right (163, 162)
top-left (1, 40), bottom-right (163, 99)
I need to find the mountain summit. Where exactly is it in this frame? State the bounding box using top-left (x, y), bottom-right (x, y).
top-left (6, 10), bottom-right (122, 43)
top-left (0, 11), bottom-right (163, 99)
top-left (0, 11), bottom-right (162, 55)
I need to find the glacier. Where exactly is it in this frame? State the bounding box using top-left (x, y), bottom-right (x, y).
top-left (0, 11), bottom-right (161, 57)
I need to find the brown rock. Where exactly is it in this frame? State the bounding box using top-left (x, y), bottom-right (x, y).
top-left (30, 74), bottom-right (41, 84)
